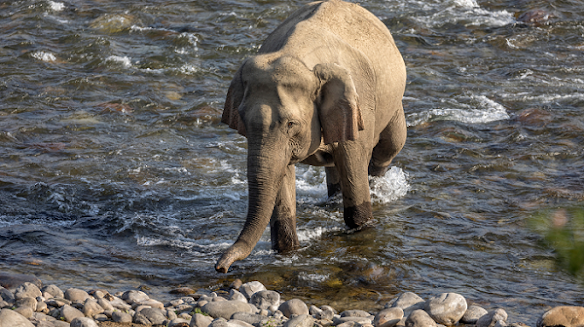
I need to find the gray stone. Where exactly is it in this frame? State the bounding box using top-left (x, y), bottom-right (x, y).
top-left (239, 282), bottom-right (266, 300)
top-left (310, 305), bottom-right (322, 316)
top-left (0, 302), bottom-right (9, 310)
top-left (202, 300), bottom-right (252, 319)
top-left (0, 308), bottom-right (35, 327)
top-left (0, 288), bottom-right (15, 303)
top-left (82, 298), bottom-right (104, 317)
top-left (94, 313), bottom-right (108, 321)
top-left (424, 293), bottom-right (467, 325)
top-left (122, 290), bottom-right (149, 305)
top-left (337, 322), bottom-right (357, 327)
top-left (333, 316), bottom-right (373, 325)
top-left (341, 310), bottom-right (372, 318)
top-left (15, 283), bottom-right (42, 301)
top-left (167, 309), bottom-right (179, 320)
top-left (70, 317), bottom-right (99, 327)
top-left (109, 296), bottom-right (132, 311)
top-left (179, 312), bottom-right (193, 320)
top-left (374, 307), bottom-right (404, 327)
top-left (231, 312), bottom-right (266, 325)
top-left (477, 309), bottom-right (508, 327)
top-left (14, 306), bottom-right (34, 318)
top-left (279, 299), bottom-right (309, 318)
top-left (61, 304), bottom-right (85, 322)
top-left (537, 306), bottom-right (584, 327)
top-left (318, 307), bottom-right (335, 321)
top-left (112, 310), bottom-right (133, 323)
top-left (36, 300), bottom-right (48, 313)
top-left (191, 313), bottom-right (214, 327)
top-left (405, 310), bottom-right (436, 327)
top-left (53, 321), bottom-right (71, 327)
top-left (229, 290), bottom-right (248, 304)
top-left (140, 307), bottom-right (167, 325)
top-left (389, 293), bottom-right (425, 316)
top-left (495, 321), bottom-right (507, 327)
top-left (169, 318), bottom-right (192, 327)
top-left (170, 299), bottom-right (185, 307)
top-left (133, 312), bottom-right (152, 325)
top-left (250, 290), bottom-right (280, 311)
top-left (96, 298), bottom-right (113, 312)
top-left (64, 289), bottom-right (91, 304)
top-left (229, 319), bottom-right (255, 327)
top-left (140, 298), bottom-right (165, 309)
top-left (42, 285), bottom-right (64, 299)
top-left (461, 305), bottom-right (488, 324)
top-left (16, 297), bottom-right (37, 310)
top-left (284, 314), bottom-right (315, 327)
top-left (46, 298), bottom-right (71, 307)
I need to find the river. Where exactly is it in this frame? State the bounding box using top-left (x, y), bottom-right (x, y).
top-left (1, 0), bottom-right (583, 324)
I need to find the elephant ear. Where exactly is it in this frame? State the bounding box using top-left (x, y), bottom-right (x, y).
top-left (222, 63), bottom-right (247, 137)
top-left (314, 63), bottom-right (364, 144)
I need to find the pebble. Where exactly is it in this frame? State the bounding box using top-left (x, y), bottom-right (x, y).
top-left (537, 306), bottom-right (584, 327)
top-left (0, 277), bottom-right (577, 327)
top-left (424, 292), bottom-right (467, 325)
top-left (462, 304), bottom-right (488, 324)
top-left (279, 299), bottom-right (309, 318)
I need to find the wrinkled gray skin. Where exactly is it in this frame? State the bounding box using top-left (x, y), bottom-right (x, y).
top-left (217, 0), bottom-right (406, 273)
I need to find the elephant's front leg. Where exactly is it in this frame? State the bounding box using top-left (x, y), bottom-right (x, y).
top-left (270, 164), bottom-right (299, 252)
top-left (334, 143), bottom-right (373, 229)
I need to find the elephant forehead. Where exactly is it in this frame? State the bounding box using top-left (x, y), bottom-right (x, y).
top-left (244, 54), bottom-right (315, 86)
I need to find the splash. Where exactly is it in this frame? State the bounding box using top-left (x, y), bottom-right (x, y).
top-left (106, 55), bottom-right (132, 68)
top-left (32, 51), bottom-right (56, 62)
top-left (369, 166), bottom-right (410, 205)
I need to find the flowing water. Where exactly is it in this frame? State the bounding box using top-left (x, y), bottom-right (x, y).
top-left (1, 0), bottom-right (583, 324)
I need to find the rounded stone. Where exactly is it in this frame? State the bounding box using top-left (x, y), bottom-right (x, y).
top-left (82, 298), bottom-right (104, 317)
top-left (537, 306), bottom-right (584, 327)
top-left (334, 316), bottom-right (373, 325)
top-left (64, 288), bottom-right (91, 304)
top-left (15, 283), bottom-right (42, 301)
top-left (231, 279), bottom-right (243, 290)
top-left (374, 307), bottom-right (404, 327)
top-left (112, 310), bottom-right (133, 323)
top-left (16, 297), bottom-right (37, 311)
top-left (60, 304), bottom-right (85, 322)
top-left (96, 298), bottom-right (114, 312)
top-left (0, 308), bottom-right (35, 327)
top-left (251, 290), bottom-right (281, 310)
top-left (169, 318), bottom-right (192, 327)
top-left (70, 317), bottom-right (99, 327)
top-left (388, 292), bottom-right (425, 315)
top-left (405, 310), bottom-right (436, 327)
top-left (0, 287), bottom-right (15, 303)
top-left (477, 309), bottom-right (508, 327)
top-left (461, 305), bottom-right (488, 324)
top-left (122, 290), bottom-right (149, 305)
top-left (231, 312), bottom-right (267, 325)
top-left (239, 281), bottom-right (267, 300)
top-left (202, 300), bottom-right (252, 319)
top-left (341, 310), bottom-right (372, 318)
top-left (139, 307), bottom-right (167, 325)
top-left (279, 299), bottom-right (309, 318)
top-left (41, 285), bottom-right (64, 299)
top-left (191, 313), bottom-right (214, 327)
top-left (424, 293), bottom-right (467, 325)
top-left (14, 306), bottom-right (34, 319)
top-left (284, 314), bottom-right (315, 327)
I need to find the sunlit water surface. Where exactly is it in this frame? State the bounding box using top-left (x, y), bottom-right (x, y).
top-left (1, 0), bottom-right (583, 324)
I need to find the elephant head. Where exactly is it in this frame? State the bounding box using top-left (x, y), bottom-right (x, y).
top-left (216, 54), bottom-right (365, 273)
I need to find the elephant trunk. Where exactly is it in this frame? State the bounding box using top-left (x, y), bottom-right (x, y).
top-left (215, 143), bottom-right (287, 273)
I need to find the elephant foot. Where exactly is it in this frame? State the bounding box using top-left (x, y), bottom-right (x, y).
top-left (344, 201), bottom-right (373, 229)
top-left (215, 242), bottom-right (251, 273)
top-left (368, 162), bottom-right (389, 177)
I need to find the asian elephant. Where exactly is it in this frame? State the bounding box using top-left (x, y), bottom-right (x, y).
top-left (216, 0), bottom-right (407, 273)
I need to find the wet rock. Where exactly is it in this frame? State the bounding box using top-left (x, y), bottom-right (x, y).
top-left (82, 298), bottom-right (104, 317)
top-left (230, 290), bottom-right (248, 303)
top-left (405, 310), bottom-right (436, 327)
top-left (64, 288), bottom-right (91, 304)
top-left (112, 310), bottom-right (133, 323)
top-left (477, 309), bottom-right (508, 327)
top-left (171, 287), bottom-right (196, 295)
top-left (251, 290), bottom-right (280, 310)
top-left (240, 281), bottom-right (267, 300)
top-left (388, 292), bottom-right (425, 315)
top-left (42, 285), bottom-right (64, 299)
top-left (425, 292), bottom-right (467, 325)
top-left (284, 314), bottom-right (315, 327)
top-left (537, 306), bottom-right (584, 327)
top-left (15, 283), bottom-right (42, 301)
top-left (60, 304), bottom-right (85, 322)
top-left (462, 304), bottom-right (488, 324)
top-left (231, 279), bottom-right (243, 290)
top-left (90, 13), bottom-right (135, 34)
top-left (517, 9), bottom-right (553, 25)
top-left (70, 317), bottom-right (99, 327)
top-left (0, 308), bottom-right (35, 327)
top-left (122, 290), bottom-right (149, 305)
top-left (279, 299), bottom-right (309, 318)
top-left (46, 298), bottom-right (71, 307)
top-left (191, 313), bottom-right (214, 327)
top-left (374, 307), bottom-right (404, 327)
top-left (140, 307), bottom-right (168, 325)
top-left (0, 273), bottom-right (42, 291)
top-left (0, 287), bottom-right (15, 303)
top-left (202, 300), bottom-right (252, 319)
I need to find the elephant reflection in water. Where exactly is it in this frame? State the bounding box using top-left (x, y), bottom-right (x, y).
top-left (216, 0), bottom-right (407, 273)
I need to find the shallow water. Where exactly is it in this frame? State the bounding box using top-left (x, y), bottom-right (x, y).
top-left (1, 0), bottom-right (583, 324)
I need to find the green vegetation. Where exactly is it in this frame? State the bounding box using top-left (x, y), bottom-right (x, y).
top-left (530, 206), bottom-right (584, 276)
top-left (192, 307), bottom-right (209, 316)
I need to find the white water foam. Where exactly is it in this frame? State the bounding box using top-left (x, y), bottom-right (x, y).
top-left (297, 225), bottom-right (341, 242)
top-left (106, 55), bottom-right (132, 68)
top-left (413, 0), bottom-right (514, 28)
top-left (32, 51), bottom-right (56, 62)
top-left (298, 272), bottom-right (330, 282)
top-left (369, 166), bottom-right (410, 205)
top-left (48, 1), bottom-right (65, 11)
top-left (407, 95), bottom-right (510, 126)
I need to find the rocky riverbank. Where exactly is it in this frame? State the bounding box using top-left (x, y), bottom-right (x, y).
top-left (0, 274), bottom-right (582, 327)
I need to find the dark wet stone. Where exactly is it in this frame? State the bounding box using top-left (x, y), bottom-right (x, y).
top-left (0, 273), bottom-right (42, 291)
top-left (171, 287), bottom-right (196, 295)
top-left (517, 9), bottom-right (553, 24)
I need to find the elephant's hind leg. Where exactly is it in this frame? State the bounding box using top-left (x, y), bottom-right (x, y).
top-left (270, 164), bottom-right (299, 252)
top-left (369, 107), bottom-right (407, 176)
top-left (325, 166), bottom-right (341, 198)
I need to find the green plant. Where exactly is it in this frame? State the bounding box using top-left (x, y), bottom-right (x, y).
top-left (192, 307), bottom-right (209, 316)
top-left (530, 206), bottom-right (584, 276)
top-left (262, 318), bottom-right (278, 327)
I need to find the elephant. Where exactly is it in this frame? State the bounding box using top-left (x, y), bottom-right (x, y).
top-left (216, 0), bottom-right (407, 273)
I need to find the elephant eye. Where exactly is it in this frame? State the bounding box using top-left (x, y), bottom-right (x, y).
top-left (287, 122), bottom-right (294, 128)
